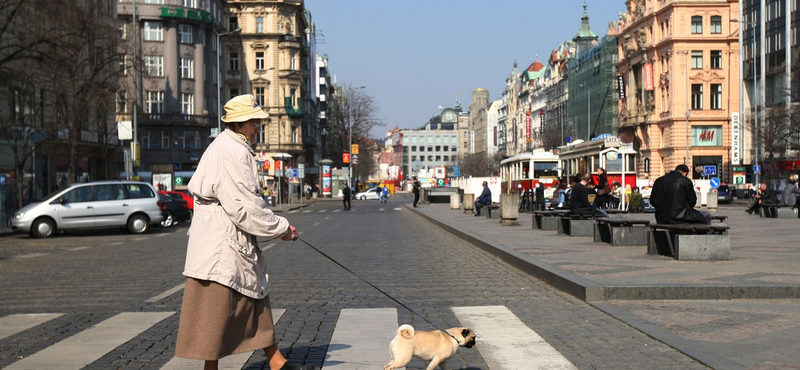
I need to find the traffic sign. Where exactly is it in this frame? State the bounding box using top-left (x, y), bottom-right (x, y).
top-left (0, 175), bottom-right (5, 185)
top-left (754, 165), bottom-right (761, 174)
top-left (703, 165), bottom-right (717, 176)
top-left (710, 177), bottom-right (721, 189)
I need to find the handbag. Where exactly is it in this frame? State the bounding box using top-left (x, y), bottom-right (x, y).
top-left (596, 186), bottom-right (610, 196)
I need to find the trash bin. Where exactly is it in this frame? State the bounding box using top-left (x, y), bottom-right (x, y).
top-left (265, 196), bottom-right (275, 206)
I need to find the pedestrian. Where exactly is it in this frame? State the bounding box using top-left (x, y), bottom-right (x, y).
top-left (175, 95), bottom-right (313, 370)
top-left (593, 167), bottom-right (611, 208)
top-left (650, 164), bottom-right (711, 224)
top-left (342, 183), bottom-right (351, 210)
top-left (382, 185), bottom-right (389, 203)
top-left (474, 181), bottom-right (491, 216)
top-left (570, 173), bottom-right (610, 217)
top-left (746, 183), bottom-right (779, 216)
top-left (412, 176), bottom-right (421, 207)
top-left (534, 182), bottom-right (545, 210)
top-left (781, 179), bottom-right (800, 208)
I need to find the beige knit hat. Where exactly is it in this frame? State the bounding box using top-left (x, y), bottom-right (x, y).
top-left (221, 94), bottom-right (269, 123)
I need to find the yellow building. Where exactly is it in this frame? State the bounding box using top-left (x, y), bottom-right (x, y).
top-left (616, 0), bottom-right (741, 182)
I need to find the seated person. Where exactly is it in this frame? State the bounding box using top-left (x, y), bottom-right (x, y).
top-left (570, 174), bottom-right (609, 218)
top-left (650, 164), bottom-right (711, 224)
top-left (474, 181), bottom-right (491, 216)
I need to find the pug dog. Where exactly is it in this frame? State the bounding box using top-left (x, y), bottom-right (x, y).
top-left (384, 324), bottom-right (476, 370)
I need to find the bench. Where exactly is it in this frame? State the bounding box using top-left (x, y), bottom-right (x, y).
top-left (484, 204), bottom-right (500, 219)
top-left (759, 204), bottom-right (797, 218)
top-left (594, 217), bottom-right (650, 246)
top-left (647, 223), bottom-right (730, 261)
top-left (557, 212), bottom-right (597, 237)
top-left (711, 215), bottom-right (728, 222)
top-left (533, 210), bottom-right (566, 231)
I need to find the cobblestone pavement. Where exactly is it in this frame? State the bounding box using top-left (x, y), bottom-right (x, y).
top-left (409, 195), bottom-right (800, 370)
top-left (0, 196), bottom-right (714, 369)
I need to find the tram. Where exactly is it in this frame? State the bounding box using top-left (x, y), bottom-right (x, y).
top-left (499, 149), bottom-right (561, 194)
top-left (556, 136), bottom-right (637, 193)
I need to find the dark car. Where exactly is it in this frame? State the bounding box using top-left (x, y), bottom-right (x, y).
top-left (716, 184), bottom-right (732, 203)
top-left (158, 194), bottom-right (192, 227)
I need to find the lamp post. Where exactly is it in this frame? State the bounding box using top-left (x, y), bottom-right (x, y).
top-left (732, 18), bottom-right (759, 184)
top-left (347, 86), bottom-right (365, 188)
top-left (676, 50), bottom-right (690, 166)
top-left (216, 28), bottom-right (241, 136)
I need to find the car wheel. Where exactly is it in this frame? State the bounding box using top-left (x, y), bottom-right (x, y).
top-left (30, 218), bottom-right (56, 238)
top-left (160, 212), bottom-right (175, 228)
top-left (360, 195), bottom-right (366, 200)
top-left (127, 214), bottom-right (149, 234)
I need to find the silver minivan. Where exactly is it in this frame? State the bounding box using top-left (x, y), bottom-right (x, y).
top-left (10, 181), bottom-right (164, 238)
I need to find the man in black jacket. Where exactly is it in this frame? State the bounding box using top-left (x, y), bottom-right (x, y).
top-left (570, 174), bottom-right (609, 217)
top-left (650, 164), bottom-right (711, 224)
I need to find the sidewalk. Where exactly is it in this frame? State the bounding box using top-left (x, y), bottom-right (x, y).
top-left (407, 201), bottom-right (800, 370)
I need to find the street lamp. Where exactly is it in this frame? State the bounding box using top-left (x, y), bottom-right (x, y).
top-left (347, 86), bottom-right (365, 187)
top-left (216, 28), bottom-right (241, 136)
top-left (676, 50), bottom-right (690, 166)
top-left (732, 18), bottom-right (759, 184)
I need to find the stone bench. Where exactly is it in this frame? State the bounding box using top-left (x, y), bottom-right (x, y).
top-left (647, 223), bottom-right (731, 261)
top-left (533, 210), bottom-right (566, 231)
top-left (485, 204), bottom-right (500, 219)
top-left (759, 205), bottom-right (797, 218)
top-left (557, 212), bottom-right (596, 237)
top-left (594, 217), bottom-right (650, 246)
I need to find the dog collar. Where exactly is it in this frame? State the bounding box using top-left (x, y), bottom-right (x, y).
top-left (440, 329), bottom-right (458, 343)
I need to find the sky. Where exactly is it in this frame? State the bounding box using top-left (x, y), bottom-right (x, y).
top-left (304, 0), bottom-right (627, 138)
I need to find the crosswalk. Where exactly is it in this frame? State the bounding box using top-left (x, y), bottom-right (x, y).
top-left (0, 306), bottom-right (575, 370)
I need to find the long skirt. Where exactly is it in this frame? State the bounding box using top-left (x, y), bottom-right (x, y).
top-left (175, 277), bottom-right (276, 360)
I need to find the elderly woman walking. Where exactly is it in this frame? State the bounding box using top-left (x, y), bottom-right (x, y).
top-left (175, 95), bottom-right (314, 370)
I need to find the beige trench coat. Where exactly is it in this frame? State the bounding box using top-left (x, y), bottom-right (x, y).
top-left (183, 130), bottom-right (289, 299)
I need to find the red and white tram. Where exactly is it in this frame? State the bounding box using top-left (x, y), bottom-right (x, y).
top-left (499, 149), bottom-right (561, 194)
top-left (557, 137), bottom-right (637, 204)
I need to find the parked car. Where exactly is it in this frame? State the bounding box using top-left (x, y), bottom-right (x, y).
top-left (10, 181), bottom-right (164, 238)
top-left (158, 194), bottom-right (192, 227)
top-left (355, 187), bottom-right (381, 200)
top-left (159, 190), bottom-right (194, 215)
top-left (716, 184), bottom-right (732, 203)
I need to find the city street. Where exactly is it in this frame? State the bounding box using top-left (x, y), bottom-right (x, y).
top-left (2, 196), bottom-right (712, 370)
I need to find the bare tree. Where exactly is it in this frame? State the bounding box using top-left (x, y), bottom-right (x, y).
top-left (327, 83), bottom-right (384, 169)
top-left (459, 150), bottom-right (504, 177)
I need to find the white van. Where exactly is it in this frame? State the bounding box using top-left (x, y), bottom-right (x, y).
top-left (10, 181), bottom-right (164, 238)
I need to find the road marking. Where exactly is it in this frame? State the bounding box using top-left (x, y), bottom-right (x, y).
top-left (313, 222), bottom-right (320, 226)
top-left (319, 210), bottom-right (328, 213)
top-left (394, 208), bottom-right (402, 211)
top-left (0, 314), bottom-right (64, 341)
top-left (5, 312), bottom-right (175, 370)
top-left (452, 305), bottom-right (578, 370)
top-left (332, 210), bottom-right (341, 212)
top-left (303, 210), bottom-right (313, 213)
top-left (66, 247), bottom-right (90, 252)
top-left (14, 253), bottom-right (50, 259)
top-left (145, 283), bottom-right (186, 303)
top-left (158, 309), bottom-right (285, 370)
top-left (322, 308), bottom-right (397, 370)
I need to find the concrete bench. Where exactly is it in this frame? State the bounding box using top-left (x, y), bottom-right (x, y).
top-left (557, 212), bottom-right (596, 237)
top-left (594, 217), bottom-right (650, 246)
top-left (647, 223), bottom-right (731, 261)
top-left (485, 204), bottom-right (500, 219)
top-left (759, 205), bottom-right (797, 218)
top-left (533, 210), bottom-right (566, 231)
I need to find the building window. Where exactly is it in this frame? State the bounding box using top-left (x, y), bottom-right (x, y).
top-left (116, 91), bottom-right (127, 113)
top-left (229, 52), bottom-right (238, 71)
top-left (291, 126), bottom-right (298, 143)
top-left (692, 126), bottom-right (723, 146)
top-left (255, 17), bottom-right (264, 33)
top-left (179, 24), bottom-right (192, 44)
top-left (143, 0), bottom-right (162, 4)
top-left (182, 0), bottom-right (196, 8)
top-left (119, 22), bottom-right (127, 40)
top-left (710, 84), bottom-right (722, 110)
top-left (143, 21), bottom-right (163, 41)
top-left (119, 54), bottom-right (126, 75)
top-left (411, 146), bottom-right (417, 152)
top-left (255, 52), bottom-right (265, 70)
top-left (691, 16), bottom-right (702, 34)
top-left (710, 50), bottom-right (721, 69)
top-left (691, 84), bottom-right (703, 110)
top-left (181, 58), bottom-right (193, 78)
top-left (229, 88), bottom-right (239, 100)
top-left (710, 16), bottom-right (721, 34)
top-left (443, 156), bottom-right (449, 161)
top-left (144, 56), bottom-right (163, 77)
top-left (181, 93), bottom-right (194, 114)
top-left (254, 87), bottom-right (265, 106)
top-left (290, 51), bottom-right (297, 69)
top-left (142, 130), bottom-right (150, 148)
top-left (162, 130), bottom-right (170, 149)
top-left (435, 145), bottom-right (441, 152)
top-left (145, 91), bottom-right (164, 113)
top-left (229, 17), bottom-right (238, 32)
top-left (691, 51), bottom-right (703, 69)
top-left (182, 131), bottom-right (200, 149)
top-left (443, 146), bottom-right (449, 152)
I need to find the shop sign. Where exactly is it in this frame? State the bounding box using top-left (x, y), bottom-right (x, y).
top-left (731, 113), bottom-right (740, 165)
top-left (160, 7), bottom-right (217, 25)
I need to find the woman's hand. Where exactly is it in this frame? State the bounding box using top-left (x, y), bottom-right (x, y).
top-left (281, 225), bottom-right (298, 241)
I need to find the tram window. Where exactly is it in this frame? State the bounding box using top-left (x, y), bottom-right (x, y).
top-left (533, 162), bottom-right (558, 178)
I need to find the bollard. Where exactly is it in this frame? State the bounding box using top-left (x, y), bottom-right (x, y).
top-left (463, 193), bottom-right (475, 213)
top-left (706, 190), bottom-right (718, 212)
top-left (499, 194), bottom-right (519, 226)
top-left (450, 194), bottom-right (460, 210)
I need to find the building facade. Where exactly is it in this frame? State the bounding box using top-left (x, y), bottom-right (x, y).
top-left (400, 108), bottom-right (461, 182)
top-left (616, 0), bottom-right (740, 182)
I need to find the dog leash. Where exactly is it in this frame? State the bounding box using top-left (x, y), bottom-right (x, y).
top-left (294, 237), bottom-right (459, 343)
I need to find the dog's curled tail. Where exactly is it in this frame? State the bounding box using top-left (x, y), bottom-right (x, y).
top-left (397, 324), bottom-right (415, 339)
